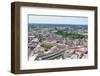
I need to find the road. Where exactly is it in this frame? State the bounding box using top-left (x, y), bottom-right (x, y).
top-left (35, 50), bottom-right (65, 60)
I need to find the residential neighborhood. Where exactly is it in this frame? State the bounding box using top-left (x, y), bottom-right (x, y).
top-left (28, 23), bottom-right (88, 61)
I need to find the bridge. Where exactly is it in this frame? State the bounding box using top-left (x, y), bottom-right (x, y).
top-left (34, 46), bottom-right (87, 60)
top-left (35, 50), bottom-right (65, 60)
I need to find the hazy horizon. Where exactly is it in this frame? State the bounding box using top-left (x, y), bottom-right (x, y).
top-left (28, 15), bottom-right (88, 25)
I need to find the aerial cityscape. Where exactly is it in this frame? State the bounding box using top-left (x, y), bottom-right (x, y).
top-left (28, 15), bottom-right (88, 61)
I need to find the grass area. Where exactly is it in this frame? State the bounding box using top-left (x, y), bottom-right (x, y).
top-left (41, 44), bottom-right (52, 52)
top-left (55, 30), bottom-right (87, 39)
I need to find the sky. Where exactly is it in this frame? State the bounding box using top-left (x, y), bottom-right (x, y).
top-left (28, 15), bottom-right (88, 25)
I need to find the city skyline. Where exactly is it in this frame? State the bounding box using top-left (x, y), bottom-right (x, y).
top-left (28, 15), bottom-right (88, 60)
